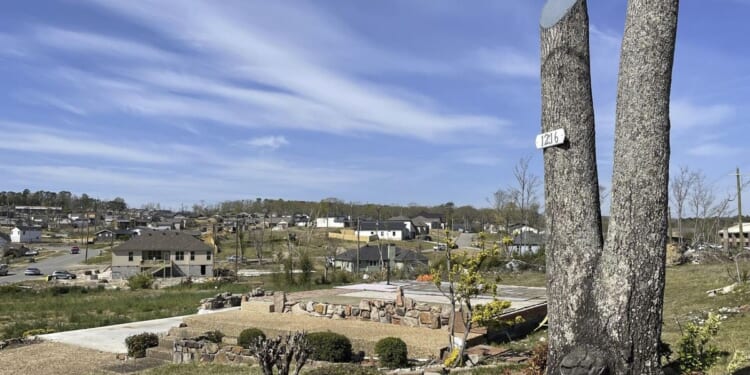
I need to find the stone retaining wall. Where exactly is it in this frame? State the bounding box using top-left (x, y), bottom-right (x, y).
top-left (268, 287), bottom-right (450, 330)
top-left (172, 338), bottom-right (255, 365)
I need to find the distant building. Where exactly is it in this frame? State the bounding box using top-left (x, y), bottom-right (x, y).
top-left (10, 226), bottom-right (41, 243)
top-left (334, 244), bottom-right (428, 273)
top-left (355, 220), bottom-right (413, 241)
top-left (111, 231), bottom-right (214, 278)
top-left (719, 223), bottom-right (750, 248)
top-left (315, 216), bottom-right (347, 229)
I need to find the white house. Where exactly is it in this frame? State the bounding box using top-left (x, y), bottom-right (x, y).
top-left (315, 216), bottom-right (347, 229)
top-left (354, 220), bottom-right (410, 241)
top-left (10, 226), bottom-right (42, 243)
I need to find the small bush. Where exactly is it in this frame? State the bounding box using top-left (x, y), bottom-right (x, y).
top-left (677, 312), bottom-right (722, 373)
top-left (127, 273), bottom-right (154, 290)
top-left (125, 332), bottom-right (159, 358)
top-left (203, 330), bottom-right (224, 344)
top-left (375, 337), bottom-right (408, 369)
top-left (238, 327), bottom-right (266, 347)
top-left (307, 331), bottom-right (352, 363)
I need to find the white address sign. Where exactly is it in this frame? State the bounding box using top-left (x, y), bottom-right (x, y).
top-left (535, 128), bottom-right (566, 149)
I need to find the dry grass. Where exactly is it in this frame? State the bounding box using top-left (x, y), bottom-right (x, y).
top-left (0, 341), bottom-right (116, 375)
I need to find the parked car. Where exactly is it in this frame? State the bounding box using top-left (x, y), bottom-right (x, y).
top-left (24, 249), bottom-right (39, 256)
top-left (70, 246), bottom-right (80, 254)
top-left (0, 264), bottom-right (8, 276)
top-left (433, 243), bottom-right (447, 251)
top-left (51, 270), bottom-right (77, 280)
top-left (24, 267), bottom-right (42, 276)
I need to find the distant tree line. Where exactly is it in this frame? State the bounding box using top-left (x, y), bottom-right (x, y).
top-left (0, 190), bottom-right (127, 213)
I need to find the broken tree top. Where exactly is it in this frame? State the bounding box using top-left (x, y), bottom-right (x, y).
top-left (540, 0), bottom-right (578, 28)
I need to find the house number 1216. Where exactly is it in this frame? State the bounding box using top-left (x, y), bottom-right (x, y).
top-left (535, 128), bottom-right (566, 149)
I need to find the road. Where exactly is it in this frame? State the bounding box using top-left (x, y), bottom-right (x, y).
top-left (0, 245), bottom-right (92, 284)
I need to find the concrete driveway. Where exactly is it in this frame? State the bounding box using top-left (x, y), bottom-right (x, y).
top-left (39, 307), bottom-right (240, 353)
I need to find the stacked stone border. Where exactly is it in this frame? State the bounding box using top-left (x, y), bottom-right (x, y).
top-left (261, 287), bottom-right (449, 330)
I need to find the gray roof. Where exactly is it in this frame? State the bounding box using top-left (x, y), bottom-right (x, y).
top-left (335, 245), bottom-right (428, 264)
top-left (359, 221), bottom-right (407, 231)
top-left (113, 231), bottom-right (212, 253)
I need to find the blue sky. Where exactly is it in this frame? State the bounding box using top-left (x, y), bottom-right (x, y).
top-left (0, 1), bottom-right (748, 212)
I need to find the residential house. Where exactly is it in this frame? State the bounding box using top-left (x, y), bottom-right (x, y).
top-left (95, 229), bottom-right (136, 242)
top-left (508, 232), bottom-right (546, 255)
top-left (10, 226), bottom-right (41, 243)
top-left (111, 231), bottom-right (214, 279)
top-left (388, 216), bottom-right (418, 238)
top-left (355, 220), bottom-right (412, 241)
top-left (334, 244), bottom-right (429, 273)
top-left (315, 216), bottom-right (348, 229)
top-left (411, 212), bottom-right (444, 232)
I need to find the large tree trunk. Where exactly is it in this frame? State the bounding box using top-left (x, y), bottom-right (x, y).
top-left (540, 0), bottom-right (679, 374)
top-left (540, 0), bottom-right (605, 372)
top-left (595, 1), bottom-right (679, 373)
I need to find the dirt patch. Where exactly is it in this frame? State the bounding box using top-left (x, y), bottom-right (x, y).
top-left (0, 341), bottom-right (117, 375)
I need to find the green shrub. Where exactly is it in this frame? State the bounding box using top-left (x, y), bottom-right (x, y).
top-left (375, 337), bottom-right (408, 368)
top-left (307, 331), bottom-right (352, 363)
top-left (238, 327), bottom-right (266, 347)
top-left (677, 312), bottom-right (722, 373)
top-left (127, 273), bottom-right (154, 290)
top-left (304, 364), bottom-right (380, 375)
top-left (125, 332), bottom-right (159, 358)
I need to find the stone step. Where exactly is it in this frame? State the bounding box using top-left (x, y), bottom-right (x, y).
top-left (146, 347), bottom-right (174, 362)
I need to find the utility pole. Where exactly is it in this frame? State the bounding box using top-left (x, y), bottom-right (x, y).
top-left (736, 167), bottom-right (744, 250)
top-left (356, 217), bottom-right (360, 276)
top-left (234, 218), bottom-right (239, 279)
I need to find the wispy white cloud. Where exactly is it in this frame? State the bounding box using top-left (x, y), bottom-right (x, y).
top-left (471, 47), bottom-right (538, 78)
top-left (670, 99), bottom-right (734, 129)
top-left (80, 0), bottom-right (506, 141)
top-left (245, 136), bottom-right (289, 150)
top-left (0, 121), bottom-right (166, 164)
top-left (33, 26), bottom-right (175, 62)
top-left (687, 143), bottom-right (742, 157)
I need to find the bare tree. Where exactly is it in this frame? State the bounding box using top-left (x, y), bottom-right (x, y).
top-left (671, 166), bottom-right (697, 247)
top-left (490, 188), bottom-right (516, 234)
top-left (540, 0), bottom-right (679, 374)
top-left (512, 156), bottom-right (541, 228)
top-left (689, 170), bottom-right (714, 245)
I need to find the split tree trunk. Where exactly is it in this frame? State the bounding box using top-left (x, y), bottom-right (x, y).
top-left (540, 0), bottom-right (605, 372)
top-left (540, 0), bottom-right (679, 374)
top-left (595, 1), bottom-right (679, 373)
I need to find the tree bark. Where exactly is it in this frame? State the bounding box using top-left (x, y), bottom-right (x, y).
top-left (596, 1), bottom-right (679, 373)
top-left (541, 0), bottom-right (679, 373)
top-left (540, 0), bottom-right (605, 372)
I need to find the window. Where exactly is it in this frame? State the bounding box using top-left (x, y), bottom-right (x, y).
top-left (128, 252), bottom-right (133, 262)
top-left (206, 251), bottom-right (212, 260)
top-left (175, 251), bottom-right (184, 261)
top-left (190, 251), bottom-right (195, 261)
top-left (392, 231), bottom-right (396, 236)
